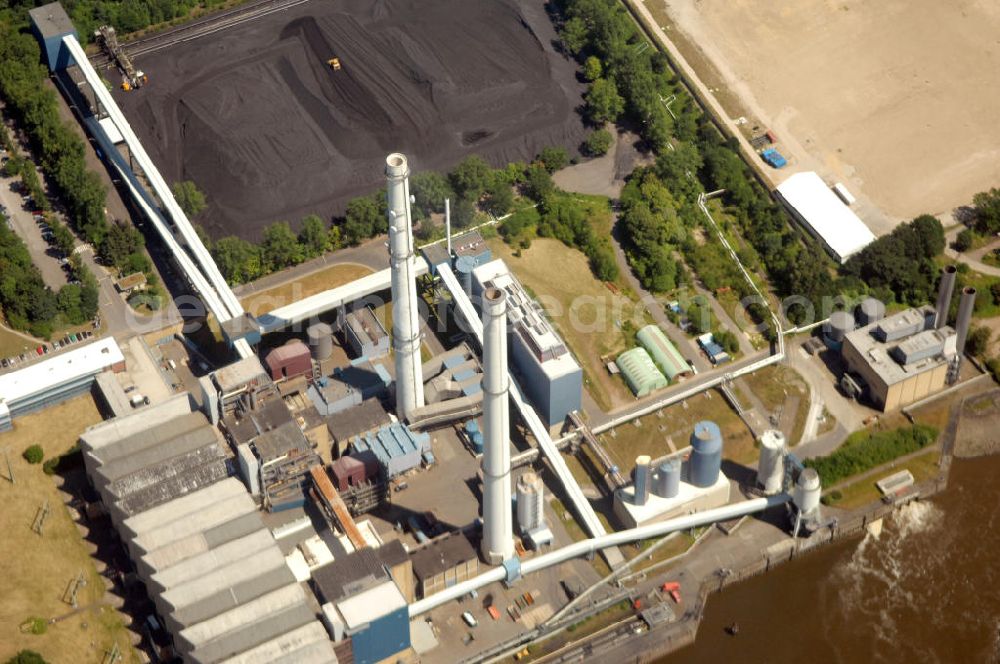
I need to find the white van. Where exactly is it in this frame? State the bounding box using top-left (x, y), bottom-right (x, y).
top-left (461, 611), bottom-right (478, 628)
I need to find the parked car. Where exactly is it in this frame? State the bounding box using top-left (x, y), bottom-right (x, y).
top-left (2, 358), bottom-right (9, 369)
top-left (461, 612), bottom-right (478, 628)
top-left (36, 346), bottom-right (44, 355)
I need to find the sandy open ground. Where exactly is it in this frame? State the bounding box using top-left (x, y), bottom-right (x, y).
top-left (658, 0), bottom-right (1000, 227)
top-left (117, 0), bottom-right (586, 241)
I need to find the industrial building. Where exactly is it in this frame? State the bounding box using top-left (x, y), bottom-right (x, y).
top-left (342, 306), bottom-right (390, 359)
top-left (472, 259), bottom-right (582, 426)
top-left (326, 397), bottom-right (391, 458)
top-left (421, 229), bottom-right (492, 277)
top-left (411, 531), bottom-right (480, 598)
top-left (775, 171), bottom-right (876, 263)
top-left (840, 275), bottom-right (972, 411)
top-left (311, 544), bottom-right (414, 664)
top-left (307, 360), bottom-right (391, 417)
top-left (616, 347), bottom-right (668, 397)
top-left (78, 401), bottom-right (337, 664)
top-left (198, 355), bottom-right (273, 424)
top-left (263, 340), bottom-right (313, 382)
top-left (349, 422), bottom-right (431, 478)
top-left (0, 337), bottom-right (126, 431)
top-left (636, 324), bottom-right (691, 383)
top-left (614, 421), bottom-right (731, 528)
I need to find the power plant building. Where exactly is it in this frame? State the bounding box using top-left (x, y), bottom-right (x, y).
top-left (472, 259), bottom-right (582, 426)
top-left (841, 305), bottom-right (958, 411)
top-left (343, 307), bottom-right (390, 360)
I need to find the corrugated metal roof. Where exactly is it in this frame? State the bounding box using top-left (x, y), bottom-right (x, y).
top-left (326, 398), bottom-right (390, 442)
top-left (637, 325), bottom-right (689, 381)
top-left (616, 347), bottom-right (668, 397)
top-left (351, 422), bottom-right (430, 464)
top-left (113, 461), bottom-right (229, 518)
top-left (187, 602), bottom-right (316, 663)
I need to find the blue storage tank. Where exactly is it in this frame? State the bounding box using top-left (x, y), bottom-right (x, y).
top-left (654, 458), bottom-right (681, 498)
top-left (689, 421), bottom-right (723, 488)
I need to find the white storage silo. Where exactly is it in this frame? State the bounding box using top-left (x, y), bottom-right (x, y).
top-left (633, 455), bottom-right (651, 505)
top-left (516, 472), bottom-right (545, 533)
top-left (756, 430), bottom-right (786, 495)
top-left (794, 468), bottom-right (821, 516)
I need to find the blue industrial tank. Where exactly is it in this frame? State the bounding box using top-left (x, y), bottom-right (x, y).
top-left (654, 458), bottom-right (681, 498)
top-left (689, 420), bottom-right (723, 488)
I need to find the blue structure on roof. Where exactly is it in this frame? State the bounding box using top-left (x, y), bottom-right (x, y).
top-left (351, 422), bottom-right (431, 477)
top-left (697, 333), bottom-right (731, 365)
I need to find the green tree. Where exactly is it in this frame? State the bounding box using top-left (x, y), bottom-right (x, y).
top-left (583, 129), bottom-right (613, 156)
top-left (972, 187), bottom-right (1000, 234)
top-left (449, 155), bottom-right (493, 201)
top-left (79, 270), bottom-right (100, 320)
top-left (298, 214), bottom-right (330, 257)
top-left (966, 325), bottom-right (991, 358)
top-left (583, 56), bottom-right (603, 82)
top-left (5, 649), bottom-right (48, 664)
top-left (22, 445), bottom-right (43, 464)
top-left (261, 221), bottom-right (304, 270)
top-left (537, 146), bottom-right (569, 174)
top-left (523, 164), bottom-right (555, 202)
top-left (991, 281), bottom-right (1000, 306)
top-left (452, 198), bottom-right (478, 228)
top-left (171, 180), bottom-right (207, 218)
top-left (212, 236), bottom-right (263, 285)
top-left (57, 283), bottom-right (83, 324)
top-left (410, 171), bottom-right (454, 216)
top-left (99, 221), bottom-right (143, 270)
top-left (954, 229), bottom-right (974, 252)
top-left (560, 16), bottom-right (588, 55)
top-left (585, 78), bottom-right (625, 124)
top-left (482, 177), bottom-right (514, 217)
top-left (342, 195), bottom-right (382, 246)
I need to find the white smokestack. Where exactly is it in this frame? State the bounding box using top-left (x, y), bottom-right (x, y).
top-left (481, 286), bottom-right (514, 564)
top-left (386, 153), bottom-right (424, 419)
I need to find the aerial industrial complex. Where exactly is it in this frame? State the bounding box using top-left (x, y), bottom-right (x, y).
top-left (1, 2), bottom-right (996, 664)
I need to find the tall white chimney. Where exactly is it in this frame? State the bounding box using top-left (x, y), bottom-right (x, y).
top-left (386, 153), bottom-right (424, 419)
top-left (481, 287), bottom-right (514, 564)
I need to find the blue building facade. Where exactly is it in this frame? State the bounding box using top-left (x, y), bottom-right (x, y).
top-left (28, 3), bottom-right (78, 72)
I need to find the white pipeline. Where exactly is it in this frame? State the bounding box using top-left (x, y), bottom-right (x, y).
top-left (408, 493), bottom-right (790, 617)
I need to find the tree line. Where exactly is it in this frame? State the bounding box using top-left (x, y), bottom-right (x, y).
top-left (804, 424), bottom-right (937, 487)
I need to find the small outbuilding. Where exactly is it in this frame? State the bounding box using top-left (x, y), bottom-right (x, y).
top-left (616, 347), bottom-right (668, 397)
top-left (264, 340), bottom-right (312, 381)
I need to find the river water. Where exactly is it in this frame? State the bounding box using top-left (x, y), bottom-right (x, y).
top-left (666, 457), bottom-right (1000, 663)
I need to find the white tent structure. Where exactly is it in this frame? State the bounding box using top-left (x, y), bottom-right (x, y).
top-left (776, 171), bottom-right (876, 263)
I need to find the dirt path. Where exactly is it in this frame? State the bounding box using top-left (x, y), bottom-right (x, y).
top-left (944, 227), bottom-right (1000, 277)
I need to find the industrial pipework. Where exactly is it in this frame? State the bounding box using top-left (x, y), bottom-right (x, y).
top-left (386, 153), bottom-right (425, 419)
top-left (409, 493), bottom-right (791, 617)
top-left (481, 287), bottom-right (515, 564)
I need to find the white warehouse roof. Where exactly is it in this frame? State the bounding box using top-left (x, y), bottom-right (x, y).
top-left (0, 337), bottom-right (124, 406)
top-left (776, 171), bottom-right (876, 263)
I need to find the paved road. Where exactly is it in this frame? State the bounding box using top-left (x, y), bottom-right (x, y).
top-left (690, 281), bottom-right (756, 357)
top-left (944, 226), bottom-right (1000, 277)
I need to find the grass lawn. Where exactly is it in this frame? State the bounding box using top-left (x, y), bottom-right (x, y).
top-left (240, 263), bottom-right (374, 317)
top-left (0, 395), bottom-right (138, 664)
top-left (0, 324), bottom-right (35, 358)
top-left (598, 389), bottom-right (757, 469)
top-left (823, 448), bottom-right (941, 510)
top-left (488, 236), bottom-right (648, 412)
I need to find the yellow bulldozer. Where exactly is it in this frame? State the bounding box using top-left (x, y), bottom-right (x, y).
top-left (328, 57), bottom-right (341, 71)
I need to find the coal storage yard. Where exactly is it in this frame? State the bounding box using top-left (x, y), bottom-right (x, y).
top-left (115, 0), bottom-right (588, 241)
